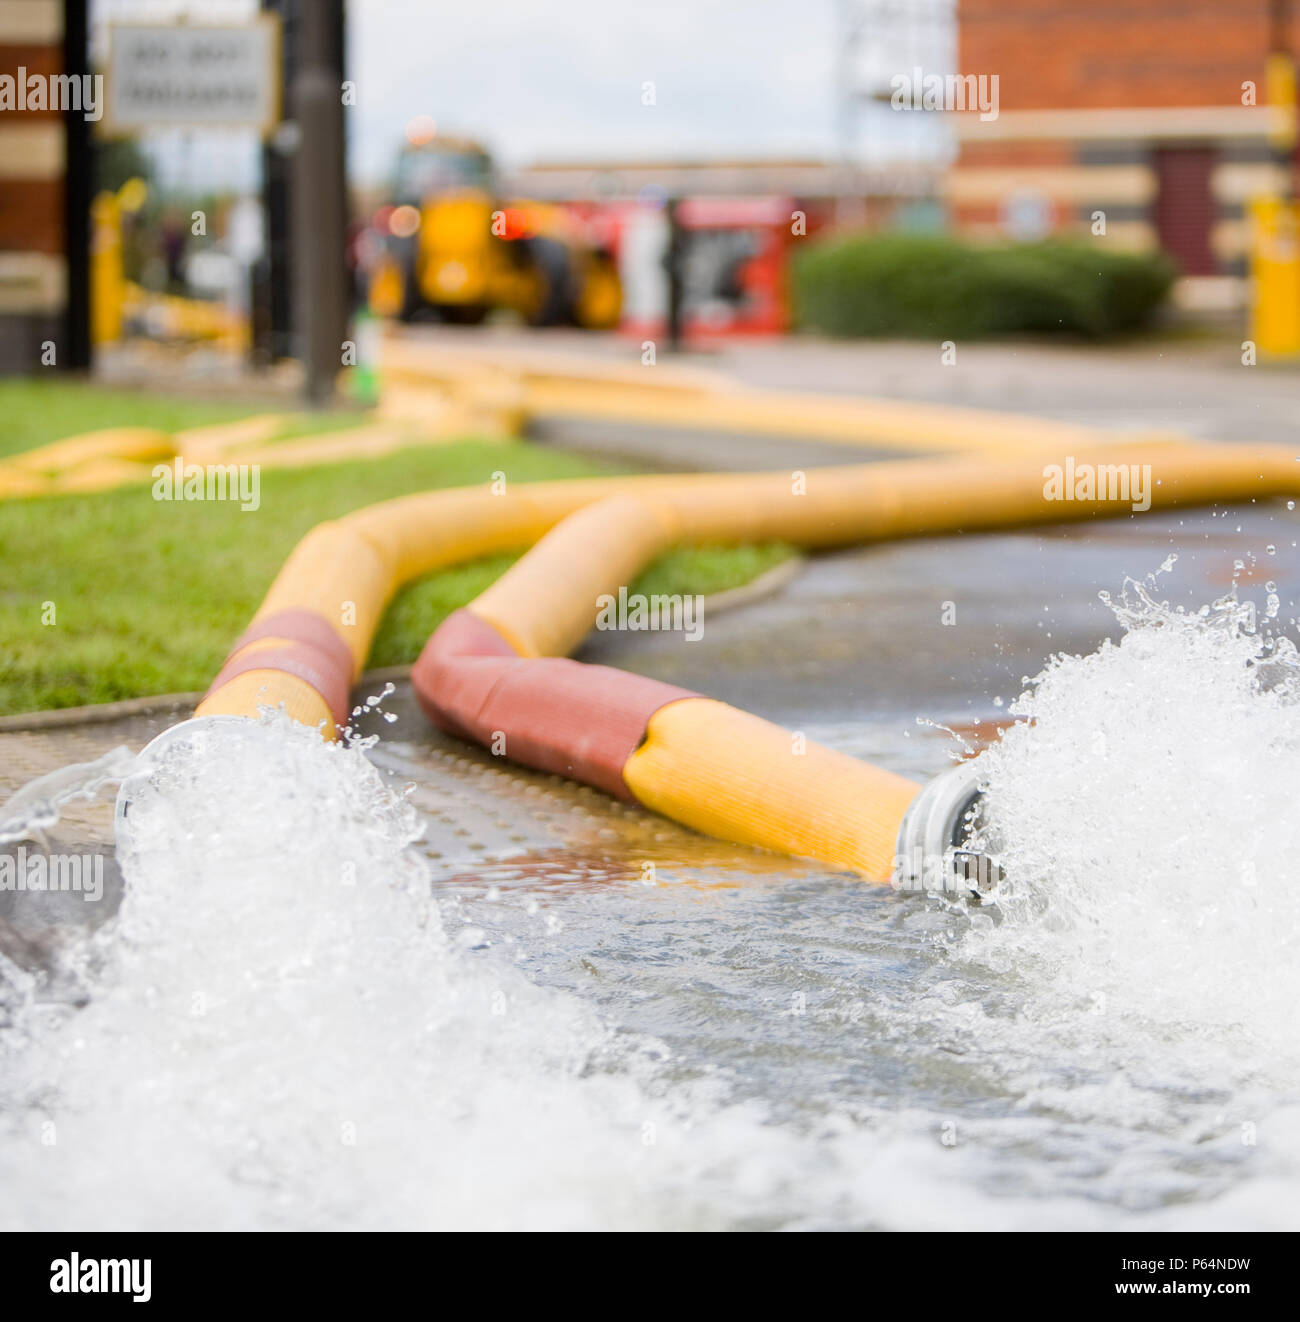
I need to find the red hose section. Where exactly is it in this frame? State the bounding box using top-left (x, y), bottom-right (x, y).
top-left (411, 608), bottom-right (698, 800)
top-left (205, 608), bottom-right (355, 727)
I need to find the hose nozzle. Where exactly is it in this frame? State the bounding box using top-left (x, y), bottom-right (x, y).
top-left (893, 759), bottom-right (999, 896)
top-left (114, 716), bottom-right (248, 861)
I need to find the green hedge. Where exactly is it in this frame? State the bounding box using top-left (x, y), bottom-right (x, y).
top-left (791, 234), bottom-right (1178, 340)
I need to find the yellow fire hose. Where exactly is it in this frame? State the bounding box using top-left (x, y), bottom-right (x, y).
top-left (172, 439), bottom-right (1298, 883)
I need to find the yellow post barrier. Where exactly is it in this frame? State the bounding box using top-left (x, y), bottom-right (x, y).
top-left (90, 191), bottom-right (125, 346)
top-left (1250, 196), bottom-right (1300, 358)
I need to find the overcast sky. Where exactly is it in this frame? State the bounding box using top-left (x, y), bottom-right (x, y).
top-left (91, 0), bottom-right (952, 189)
top-left (349, 0), bottom-right (841, 178)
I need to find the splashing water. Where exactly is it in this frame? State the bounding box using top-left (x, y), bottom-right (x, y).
top-left (912, 576), bottom-right (1300, 1224)
top-left (1, 745), bottom-right (135, 846)
top-left (967, 577), bottom-right (1300, 1075)
top-left (2, 573), bottom-right (1300, 1230)
top-left (0, 714), bottom-right (894, 1230)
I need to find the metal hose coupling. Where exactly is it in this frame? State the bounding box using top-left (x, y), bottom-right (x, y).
top-left (114, 716), bottom-right (247, 859)
top-left (892, 759), bottom-right (1000, 896)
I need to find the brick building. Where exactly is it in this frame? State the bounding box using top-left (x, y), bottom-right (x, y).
top-left (0, 0), bottom-right (89, 372)
top-left (951, 0), bottom-right (1297, 302)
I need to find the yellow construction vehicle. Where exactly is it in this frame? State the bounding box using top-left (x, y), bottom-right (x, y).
top-left (367, 135), bottom-right (621, 330)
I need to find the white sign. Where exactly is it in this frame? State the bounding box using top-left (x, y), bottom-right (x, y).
top-left (1001, 188), bottom-right (1053, 242)
top-left (102, 17), bottom-right (280, 137)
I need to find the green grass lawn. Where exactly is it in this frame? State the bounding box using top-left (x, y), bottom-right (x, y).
top-left (0, 382), bottom-right (791, 715)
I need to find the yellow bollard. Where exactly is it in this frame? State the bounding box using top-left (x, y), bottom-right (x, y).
top-left (90, 191), bottom-right (125, 346)
top-left (1249, 196), bottom-right (1300, 358)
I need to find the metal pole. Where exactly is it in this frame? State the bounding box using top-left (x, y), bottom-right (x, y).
top-left (257, 0), bottom-right (294, 365)
top-left (664, 196), bottom-right (684, 353)
top-left (62, 0), bottom-right (92, 371)
top-left (290, 0), bottom-right (347, 405)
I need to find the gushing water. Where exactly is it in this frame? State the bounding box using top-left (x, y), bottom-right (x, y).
top-left (0, 716), bottom-right (871, 1230)
top-left (969, 575), bottom-right (1300, 1069)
